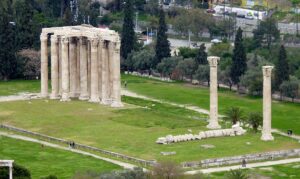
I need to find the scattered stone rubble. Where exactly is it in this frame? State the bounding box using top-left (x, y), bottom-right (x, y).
top-left (156, 124), bottom-right (246, 144)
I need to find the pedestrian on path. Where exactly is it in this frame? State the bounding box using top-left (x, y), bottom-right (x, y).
top-left (242, 159), bottom-right (247, 167)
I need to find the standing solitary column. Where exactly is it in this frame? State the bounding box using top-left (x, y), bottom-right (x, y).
top-left (207, 56), bottom-right (221, 129)
top-left (111, 41), bottom-right (123, 107)
top-left (61, 36), bottom-right (70, 102)
top-left (40, 34), bottom-right (48, 98)
top-left (101, 40), bottom-right (110, 105)
top-left (69, 37), bottom-right (77, 98)
top-left (79, 37), bottom-right (89, 100)
top-left (89, 38), bottom-right (100, 102)
top-left (50, 35), bottom-right (59, 99)
top-left (261, 66), bottom-right (274, 141)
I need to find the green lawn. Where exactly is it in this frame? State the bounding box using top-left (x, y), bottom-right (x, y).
top-left (0, 80), bottom-right (40, 96)
top-left (122, 75), bottom-right (300, 135)
top-left (212, 162), bottom-right (300, 178)
top-left (0, 136), bottom-right (120, 179)
top-left (0, 97), bottom-right (299, 164)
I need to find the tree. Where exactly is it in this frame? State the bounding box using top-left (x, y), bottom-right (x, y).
top-left (120, 0), bottom-right (136, 61)
top-left (157, 56), bottom-right (183, 78)
top-left (0, 163), bottom-right (31, 179)
top-left (177, 58), bottom-right (197, 81)
top-left (152, 161), bottom-right (183, 179)
top-left (63, 6), bottom-right (73, 25)
top-left (230, 28), bottom-right (247, 88)
top-left (0, 0), bottom-right (16, 80)
top-left (224, 107), bottom-right (244, 125)
top-left (15, 0), bottom-right (35, 50)
top-left (155, 8), bottom-right (171, 67)
top-left (247, 112), bottom-right (262, 133)
top-left (126, 49), bottom-right (155, 72)
top-left (18, 49), bottom-right (41, 79)
top-left (252, 17), bottom-right (280, 49)
top-left (275, 45), bottom-right (289, 89)
top-left (195, 43), bottom-right (208, 65)
top-left (226, 169), bottom-right (249, 179)
top-left (280, 77), bottom-right (299, 102)
top-left (195, 65), bottom-right (210, 86)
top-left (178, 47), bottom-right (197, 59)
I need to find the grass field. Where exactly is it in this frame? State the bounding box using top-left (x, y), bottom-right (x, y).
top-left (0, 80), bottom-right (40, 96)
top-left (0, 97), bottom-right (299, 163)
top-left (122, 75), bottom-right (300, 135)
top-left (0, 136), bottom-right (120, 179)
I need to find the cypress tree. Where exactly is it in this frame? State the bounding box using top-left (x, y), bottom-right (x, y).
top-left (0, 0), bottom-right (16, 80)
top-left (154, 8), bottom-right (170, 67)
top-left (195, 43), bottom-right (207, 65)
top-left (230, 27), bottom-right (247, 87)
top-left (275, 45), bottom-right (289, 89)
top-left (120, 0), bottom-right (136, 61)
top-left (15, 0), bottom-right (35, 50)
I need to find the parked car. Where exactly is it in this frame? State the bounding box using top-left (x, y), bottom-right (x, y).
top-left (206, 9), bottom-right (216, 13)
top-left (211, 39), bottom-right (222, 44)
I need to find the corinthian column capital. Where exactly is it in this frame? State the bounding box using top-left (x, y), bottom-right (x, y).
top-left (40, 34), bottom-right (48, 42)
top-left (262, 66), bottom-right (274, 77)
top-left (90, 38), bottom-right (99, 47)
top-left (61, 36), bottom-right (69, 45)
top-left (50, 35), bottom-right (58, 44)
top-left (207, 56), bottom-right (220, 67)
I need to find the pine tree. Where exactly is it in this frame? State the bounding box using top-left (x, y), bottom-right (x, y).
top-left (195, 43), bottom-right (207, 65)
top-left (120, 0), bottom-right (136, 61)
top-left (15, 0), bottom-right (35, 50)
top-left (154, 8), bottom-right (170, 67)
top-left (230, 27), bottom-right (247, 87)
top-left (275, 45), bottom-right (289, 89)
top-left (0, 0), bottom-right (16, 80)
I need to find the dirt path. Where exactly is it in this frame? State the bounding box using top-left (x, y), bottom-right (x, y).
top-left (0, 93), bottom-right (39, 102)
top-left (0, 131), bottom-right (140, 170)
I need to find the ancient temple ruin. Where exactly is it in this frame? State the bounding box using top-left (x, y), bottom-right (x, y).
top-left (40, 25), bottom-right (123, 107)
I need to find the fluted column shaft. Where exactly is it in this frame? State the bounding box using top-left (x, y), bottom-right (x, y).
top-left (261, 66), bottom-right (274, 141)
top-left (207, 56), bottom-right (221, 129)
top-left (61, 36), bottom-right (70, 101)
top-left (101, 41), bottom-right (110, 104)
top-left (40, 34), bottom-right (48, 98)
top-left (50, 35), bottom-right (59, 99)
top-left (79, 37), bottom-right (89, 100)
top-left (69, 37), bottom-right (77, 98)
top-left (89, 38), bottom-right (100, 102)
top-left (111, 41), bottom-right (123, 107)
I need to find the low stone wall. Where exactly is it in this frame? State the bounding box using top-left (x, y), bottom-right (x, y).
top-left (182, 149), bottom-right (300, 168)
top-left (0, 124), bottom-right (156, 166)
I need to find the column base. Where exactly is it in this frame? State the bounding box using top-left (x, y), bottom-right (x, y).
top-left (89, 97), bottom-right (100, 103)
top-left (206, 122), bottom-right (221, 129)
top-left (261, 133), bottom-right (274, 141)
top-left (50, 93), bottom-right (60, 100)
top-left (101, 99), bottom-right (111, 105)
top-left (79, 95), bottom-right (89, 101)
top-left (40, 93), bottom-right (48, 98)
top-left (61, 93), bottom-right (70, 102)
top-left (111, 101), bottom-right (124, 108)
top-left (69, 92), bottom-right (78, 98)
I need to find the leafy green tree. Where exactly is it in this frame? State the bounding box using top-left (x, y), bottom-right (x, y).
top-left (247, 112), bottom-right (262, 133)
top-left (63, 6), bottom-right (73, 25)
top-left (0, 0), bottom-right (16, 80)
top-left (15, 0), bottom-right (35, 50)
top-left (126, 49), bottom-right (155, 72)
top-left (0, 163), bottom-right (31, 179)
top-left (176, 58), bottom-right (197, 81)
top-left (196, 43), bottom-right (208, 65)
top-left (155, 8), bottom-right (171, 67)
top-left (230, 27), bottom-right (247, 88)
top-left (226, 169), bottom-right (249, 179)
top-left (178, 47), bottom-right (197, 59)
top-left (275, 45), bottom-right (289, 89)
top-left (195, 65), bottom-right (210, 86)
top-left (280, 77), bottom-right (299, 102)
top-left (120, 0), bottom-right (136, 61)
top-left (157, 56), bottom-right (183, 78)
top-left (224, 107), bottom-right (244, 125)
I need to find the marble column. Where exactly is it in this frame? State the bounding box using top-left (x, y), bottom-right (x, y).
top-left (69, 37), bottom-right (77, 98)
top-left (76, 38), bottom-right (81, 96)
top-left (261, 66), bottom-right (274, 141)
top-left (61, 36), bottom-right (70, 101)
top-left (98, 40), bottom-right (103, 99)
top-left (101, 40), bottom-right (110, 105)
top-left (50, 35), bottom-right (59, 99)
top-left (40, 34), bottom-right (48, 98)
top-left (58, 38), bottom-right (62, 96)
top-left (111, 41), bottom-right (123, 107)
top-left (79, 37), bottom-right (89, 100)
top-left (207, 56), bottom-right (221, 129)
top-left (89, 38), bottom-right (100, 102)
